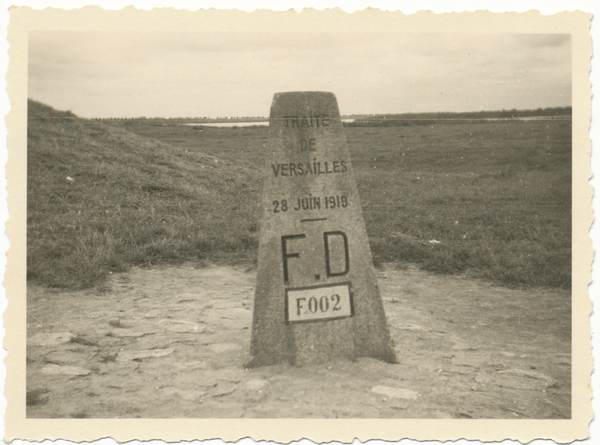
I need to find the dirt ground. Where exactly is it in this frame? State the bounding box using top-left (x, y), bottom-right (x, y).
top-left (26, 264), bottom-right (571, 419)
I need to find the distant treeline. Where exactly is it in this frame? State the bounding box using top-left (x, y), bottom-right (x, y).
top-left (93, 116), bottom-right (268, 126)
top-left (92, 106), bottom-right (571, 127)
top-left (344, 107), bottom-right (572, 127)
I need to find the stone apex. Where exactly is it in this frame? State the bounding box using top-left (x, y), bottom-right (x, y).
top-left (273, 91), bottom-right (336, 95)
top-left (270, 92), bottom-right (340, 119)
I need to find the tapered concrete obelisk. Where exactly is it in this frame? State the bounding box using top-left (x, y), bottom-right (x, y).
top-left (248, 92), bottom-right (397, 367)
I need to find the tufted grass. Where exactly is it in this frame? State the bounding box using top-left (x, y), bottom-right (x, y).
top-left (28, 101), bottom-right (571, 289)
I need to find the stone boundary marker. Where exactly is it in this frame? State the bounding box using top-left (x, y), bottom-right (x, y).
top-left (249, 92), bottom-right (397, 367)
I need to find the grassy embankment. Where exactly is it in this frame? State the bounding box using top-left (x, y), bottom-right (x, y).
top-left (27, 100), bottom-right (260, 289)
top-left (28, 101), bottom-right (571, 289)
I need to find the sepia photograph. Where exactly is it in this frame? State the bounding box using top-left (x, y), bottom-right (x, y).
top-left (4, 6), bottom-right (593, 444)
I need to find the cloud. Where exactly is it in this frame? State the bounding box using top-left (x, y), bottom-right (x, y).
top-left (28, 32), bottom-right (572, 117)
top-left (515, 33), bottom-right (571, 48)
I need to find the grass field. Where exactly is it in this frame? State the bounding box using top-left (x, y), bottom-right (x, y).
top-left (27, 100), bottom-right (571, 289)
top-left (348, 123), bottom-right (571, 288)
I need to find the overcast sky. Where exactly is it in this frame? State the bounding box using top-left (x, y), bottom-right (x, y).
top-left (28, 32), bottom-right (571, 118)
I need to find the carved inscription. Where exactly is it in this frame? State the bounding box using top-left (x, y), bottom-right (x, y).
top-left (272, 195), bottom-right (348, 213)
top-left (300, 139), bottom-right (317, 151)
top-left (281, 230), bottom-right (350, 285)
top-left (271, 160), bottom-right (347, 177)
top-left (282, 114), bottom-right (329, 128)
top-left (275, 114), bottom-right (353, 322)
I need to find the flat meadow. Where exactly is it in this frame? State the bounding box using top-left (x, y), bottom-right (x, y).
top-left (347, 121), bottom-right (571, 288)
top-left (27, 100), bottom-right (571, 290)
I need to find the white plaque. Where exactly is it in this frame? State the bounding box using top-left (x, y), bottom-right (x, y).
top-left (286, 283), bottom-right (352, 323)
